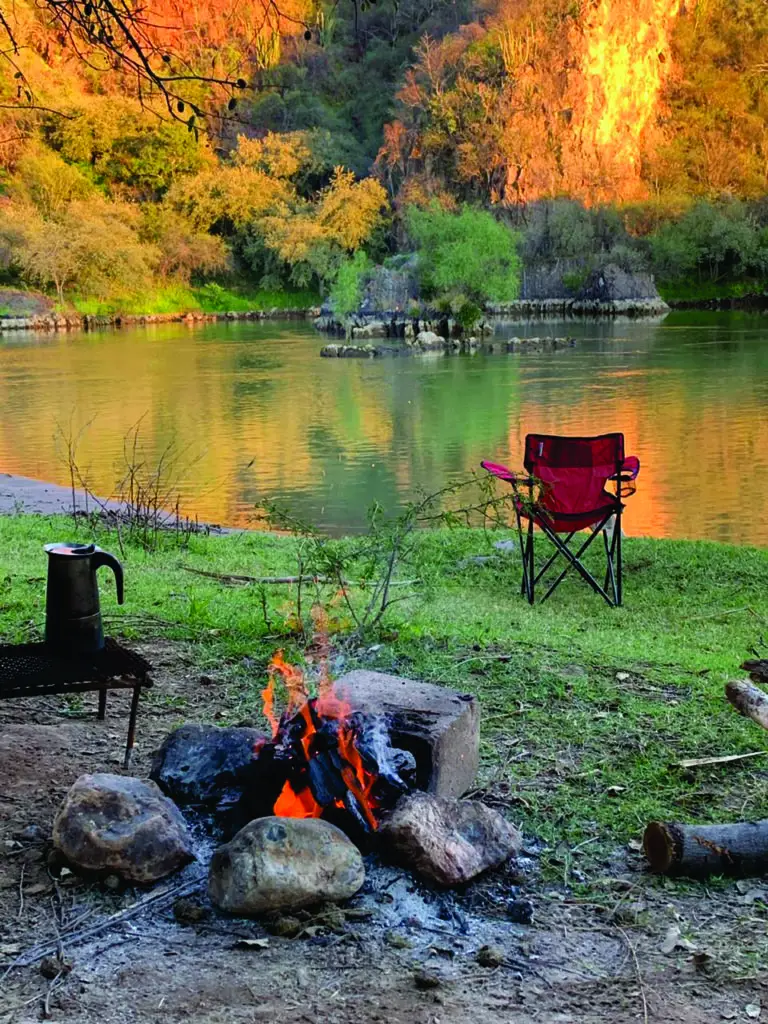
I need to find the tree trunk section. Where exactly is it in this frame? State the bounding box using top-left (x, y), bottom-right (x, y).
top-left (644, 819), bottom-right (768, 877)
top-left (726, 679), bottom-right (768, 731)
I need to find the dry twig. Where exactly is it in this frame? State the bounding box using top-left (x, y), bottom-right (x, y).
top-left (617, 927), bottom-right (649, 1024)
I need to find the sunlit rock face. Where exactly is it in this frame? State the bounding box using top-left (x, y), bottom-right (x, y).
top-left (576, 0), bottom-right (680, 200)
top-left (502, 0), bottom-right (681, 203)
top-left (384, 0), bottom-right (683, 206)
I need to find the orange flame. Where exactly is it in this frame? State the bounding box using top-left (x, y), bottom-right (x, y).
top-left (260, 649), bottom-right (379, 829)
top-left (261, 650), bottom-right (307, 738)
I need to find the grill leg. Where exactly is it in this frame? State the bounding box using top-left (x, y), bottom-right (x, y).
top-left (98, 688), bottom-right (107, 721)
top-left (124, 685), bottom-right (142, 769)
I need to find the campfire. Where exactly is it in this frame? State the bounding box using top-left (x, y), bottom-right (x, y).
top-left (245, 651), bottom-right (415, 834)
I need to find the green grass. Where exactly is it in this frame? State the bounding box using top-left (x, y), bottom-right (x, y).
top-left (192, 283), bottom-right (320, 313)
top-left (4, 513), bottom-right (767, 879)
top-left (65, 283), bottom-right (320, 317)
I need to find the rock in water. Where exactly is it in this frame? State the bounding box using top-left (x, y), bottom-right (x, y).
top-left (53, 773), bottom-right (193, 884)
top-left (382, 792), bottom-right (521, 886)
top-left (208, 817), bottom-right (365, 915)
top-left (150, 724), bottom-right (266, 809)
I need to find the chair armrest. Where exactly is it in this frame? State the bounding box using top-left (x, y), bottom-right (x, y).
top-left (481, 461), bottom-right (533, 485)
top-left (611, 456), bottom-right (640, 481)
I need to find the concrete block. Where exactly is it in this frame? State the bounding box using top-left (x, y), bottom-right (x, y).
top-left (335, 670), bottom-right (479, 798)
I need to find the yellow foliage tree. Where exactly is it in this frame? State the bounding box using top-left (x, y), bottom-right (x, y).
top-left (261, 168), bottom-right (387, 285)
top-left (0, 197), bottom-right (158, 303)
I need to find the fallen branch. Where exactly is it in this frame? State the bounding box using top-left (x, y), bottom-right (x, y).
top-left (182, 567), bottom-right (332, 585)
top-left (3, 877), bottom-right (203, 974)
top-left (676, 751), bottom-right (768, 769)
top-left (644, 819), bottom-right (768, 877)
top-left (726, 679), bottom-right (768, 731)
top-left (617, 927), bottom-right (649, 1024)
top-left (180, 566), bottom-right (420, 588)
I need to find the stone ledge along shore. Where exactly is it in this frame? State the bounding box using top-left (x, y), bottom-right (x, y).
top-left (0, 307), bottom-right (320, 333)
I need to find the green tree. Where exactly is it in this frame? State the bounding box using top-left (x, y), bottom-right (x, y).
top-left (406, 203), bottom-right (521, 305)
top-left (650, 201), bottom-right (768, 283)
top-left (45, 99), bottom-right (212, 199)
top-left (329, 250), bottom-right (371, 323)
top-left (10, 148), bottom-right (95, 218)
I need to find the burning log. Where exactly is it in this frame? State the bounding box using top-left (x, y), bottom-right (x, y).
top-left (726, 679), bottom-right (768, 731)
top-left (236, 652), bottom-right (416, 837)
top-left (643, 819), bottom-right (768, 877)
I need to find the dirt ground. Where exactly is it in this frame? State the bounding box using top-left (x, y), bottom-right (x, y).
top-left (1, 640), bottom-right (766, 1024)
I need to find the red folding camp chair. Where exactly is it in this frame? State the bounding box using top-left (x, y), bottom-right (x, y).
top-left (482, 433), bottom-right (640, 607)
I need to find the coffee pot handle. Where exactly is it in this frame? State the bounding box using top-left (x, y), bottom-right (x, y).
top-left (92, 550), bottom-right (124, 605)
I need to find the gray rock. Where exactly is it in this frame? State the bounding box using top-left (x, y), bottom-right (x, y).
top-left (493, 539), bottom-right (517, 555)
top-left (208, 817), bottom-right (365, 915)
top-left (150, 724), bottom-right (266, 809)
top-left (415, 330), bottom-right (443, 349)
top-left (382, 792), bottom-right (521, 886)
top-left (351, 320), bottom-right (387, 339)
top-left (53, 773), bottom-right (193, 884)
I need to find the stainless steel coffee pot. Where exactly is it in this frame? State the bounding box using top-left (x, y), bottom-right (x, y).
top-left (44, 542), bottom-right (124, 654)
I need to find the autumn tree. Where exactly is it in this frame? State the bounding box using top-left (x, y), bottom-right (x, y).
top-left (1, 198), bottom-right (158, 302)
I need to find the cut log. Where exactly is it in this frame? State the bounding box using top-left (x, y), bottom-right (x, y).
top-left (726, 679), bottom-right (768, 731)
top-left (644, 819), bottom-right (768, 877)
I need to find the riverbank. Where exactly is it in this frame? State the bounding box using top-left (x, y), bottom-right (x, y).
top-left (1, 513), bottom-right (767, 1020)
top-left (0, 307), bottom-right (320, 333)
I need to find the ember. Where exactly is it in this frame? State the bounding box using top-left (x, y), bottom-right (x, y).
top-left (250, 651), bottom-right (414, 833)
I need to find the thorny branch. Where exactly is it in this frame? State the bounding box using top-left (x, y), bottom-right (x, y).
top-left (256, 472), bottom-right (523, 638)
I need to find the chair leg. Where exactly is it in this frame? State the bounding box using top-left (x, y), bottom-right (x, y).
top-left (124, 684), bottom-right (142, 768)
top-left (516, 510), bottom-right (528, 598)
top-left (536, 531), bottom-right (576, 586)
top-left (603, 526), bottom-right (617, 604)
top-left (616, 507), bottom-right (623, 607)
top-left (539, 516), bottom-right (616, 606)
top-left (527, 519), bottom-right (535, 604)
top-left (98, 688), bottom-right (107, 721)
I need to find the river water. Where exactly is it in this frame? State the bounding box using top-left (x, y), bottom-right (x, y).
top-left (0, 311), bottom-right (766, 543)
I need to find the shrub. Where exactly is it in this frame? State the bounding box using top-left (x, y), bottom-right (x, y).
top-left (650, 201), bottom-right (768, 283)
top-left (406, 203), bottom-right (521, 304)
top-left (329, 250), bottom-right (371, 321)
top-left (0, 197), bottom-right (157, 303)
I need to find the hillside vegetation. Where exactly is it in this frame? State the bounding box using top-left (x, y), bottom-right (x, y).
top-left (0, 0), bottom-right (766, 310)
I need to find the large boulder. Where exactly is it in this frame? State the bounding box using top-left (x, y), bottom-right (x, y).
top-left (208, 817), bottom-right (365, 915)
top-left (382, 792), bottom-right (521, 887)
top-left (150, 724), bottom-right (266, 810)
top-left (53, 773), bottom-right (193, 884)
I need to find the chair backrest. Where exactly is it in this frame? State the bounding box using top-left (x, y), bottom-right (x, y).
top-left (524, 433), bottom-right (624, 516)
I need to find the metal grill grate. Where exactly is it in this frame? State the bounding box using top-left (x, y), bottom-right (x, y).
top-left (0, 637), bottom-right (152, 698)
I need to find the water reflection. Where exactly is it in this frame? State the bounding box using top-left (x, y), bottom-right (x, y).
top-left (0, 312), bottom-right (766, 543)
